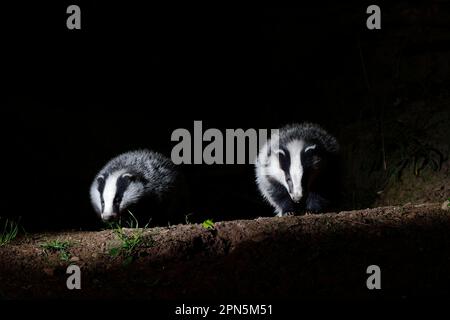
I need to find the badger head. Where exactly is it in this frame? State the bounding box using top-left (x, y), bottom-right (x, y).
top-left (264, 138), bottom-right (324, 205)
top-left (90, 170), bottom-right (146, 222)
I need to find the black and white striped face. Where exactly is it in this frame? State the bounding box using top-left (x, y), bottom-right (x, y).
top-left (90, 170), bottom-right (145, 222)
top-left (269, 140), bottom-right (321, 203)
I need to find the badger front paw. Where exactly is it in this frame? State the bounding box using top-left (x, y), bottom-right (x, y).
top-left (306, 192), bottom-right (329, 213)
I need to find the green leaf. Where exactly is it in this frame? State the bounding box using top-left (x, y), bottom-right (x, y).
top-left (60, 251), bottom-right (71, 261)
top-left (109, 247), bottom-right (120, 257)
top-left (202, 219), bottom-right (215, 230)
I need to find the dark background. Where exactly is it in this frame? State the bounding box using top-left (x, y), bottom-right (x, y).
top-left (2, 2), bottom-right (449, 230)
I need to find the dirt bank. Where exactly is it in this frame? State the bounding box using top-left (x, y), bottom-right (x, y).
top-left (1, 203), bottom-right (449, 300)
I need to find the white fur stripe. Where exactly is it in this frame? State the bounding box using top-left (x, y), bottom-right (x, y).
top-left (287, 140), bottom-right (304, 201)
top-left (102, 170), bottom-right (124, 215)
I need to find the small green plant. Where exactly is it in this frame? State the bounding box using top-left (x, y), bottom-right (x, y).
top-left (202, 219), bottom-right (215, 230)
top-left (384, 120), bottom-right (446, 181)
top-left (108, 210), bottom-right (153, 265)
top-left (389, 145), bottom-right (444, 180)
top-left (104, 210), bottom-right (151, 229)
top-left (40, 240), bottom-right (72, 261)
top-left (0, 218), bottom-right (20, 246)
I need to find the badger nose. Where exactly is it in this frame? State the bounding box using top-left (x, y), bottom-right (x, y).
top-left (291, 193), bottom-right (303, 203)
top-left (102, 213), bottom-right (118, 222)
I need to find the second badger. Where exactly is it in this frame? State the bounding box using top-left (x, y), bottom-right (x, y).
top-left (255, 123), bottom-right (340, 216)
top-left (90, 149), bottom-right (187, 225)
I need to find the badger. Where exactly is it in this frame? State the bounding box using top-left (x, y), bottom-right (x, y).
top-left (90, 149), bottom-right (187, 225)
top-left (255, 123), bottom-right (340, 216)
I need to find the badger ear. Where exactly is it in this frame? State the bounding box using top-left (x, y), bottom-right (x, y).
top-left (97, 175), bottom-right (105, 183)
top-left (305, 144), bottom-right (317, 152)
top-left (273, 149), bottom-right (286, 157)
top-left (122, 173), bottom-right (136, 181)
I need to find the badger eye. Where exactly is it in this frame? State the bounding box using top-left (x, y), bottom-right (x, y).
top-left (312, 156), bottom-right (321, 167)
top-left (97, 176), bottom-right (105, 185)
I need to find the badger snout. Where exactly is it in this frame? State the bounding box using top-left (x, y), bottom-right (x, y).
top-left (290, 192), bottom-right (303, 203)
top-left (101, 213), bottom-right (119, 222)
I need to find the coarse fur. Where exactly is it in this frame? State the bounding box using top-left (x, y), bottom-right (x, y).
top-left (255, 123), bottom-right (340, 216)
top-left (90, 149), bottom-right (187, 225)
